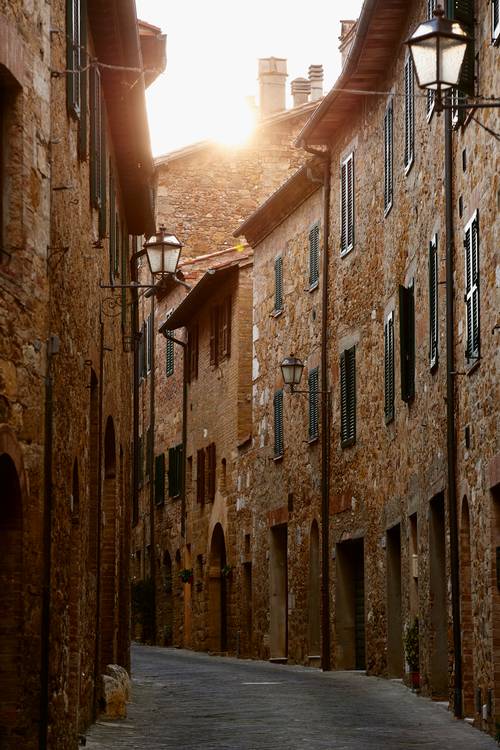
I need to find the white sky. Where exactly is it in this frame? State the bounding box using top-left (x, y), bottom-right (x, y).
top-left (136, 0), bottom-right (364, 156)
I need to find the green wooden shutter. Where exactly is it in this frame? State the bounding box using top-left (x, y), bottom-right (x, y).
top-left (155, 454), bottom-right (165, 505)
top-left (98, 115), bottom-right (107, 239)
top-left (274, 256), bottom-right (283, 311)
top-left (168, 447), bottom-right (176, 497)
top-left (274, 390), bottom-right (284, 457)
top-left (166, 334), bottom-right (174, 376)
top-left (404, 57), bottom-right (415, 170)
top-left (384, 314), bottom-right (395, 423)
top-left (138, 435), bottom-right (144, 485)
top-left (464, 211), bottom-right (480, 361)
top-left (309, 224), bottom-right (320, 287)
top-left (384, 102), bottom-right (393, 212)
top-left (90, 66), bottom-right (102, 208)
top-left (308, 368), bottom-right (319, 440)
top-left (196, 448), bottom-right (205, 502)
top-left (399, 283), bottom-right (415, 401)
top-left (147, 313), bottom-right (153, 373)
top-left (207, 443), bottom-right (216, 501)
top-left (77, 0), bottom-right (87, 159)
top-left (210, 306), bottom-right (218, 365)
top-left (493, 0), bottom-right (500, 41)
top-left (340, 346), bottom-right (356, 446)
top-left (341, 154), bottom-right (354, 253)
top-left (121, 231), bottom-right (128, 329)
top-left (429, 235), bottom-right (439, 369)
top-left (66, 0), bottom-right (81, 116)
top-left (448, 0), bottom-right (475, 95)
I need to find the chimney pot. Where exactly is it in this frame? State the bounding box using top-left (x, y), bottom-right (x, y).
top-left (291, 77), bottom-right (311, 107)
top-left (258, 57), bottom-right (287, 117)
top-left (308, 64), bottom-right (323, 101)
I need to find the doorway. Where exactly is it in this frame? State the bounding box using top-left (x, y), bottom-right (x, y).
top-left (101, 417), bottom-right (117, 669)
top-left (208, 524), bottom-right (227, 652)
top-left (460, 498), bottom-right (474, 716)
top-left (308, 521), bottom-right (321, 659)
top-left (270, 524), bottom-right (287, 660)
top-left (335, 537), bottom-right (365, 670)
top-left (386, 524), bottom-right (403, 677)
top-left (429, 493), bottom-right (448, 698)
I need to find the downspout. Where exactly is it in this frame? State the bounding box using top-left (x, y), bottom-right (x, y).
top-left (445, 108), bottom-right (462, 718)
top-left (93, 320), bottom-right (105, 718)
top-left (149, 294), bottom-right (156, 642)
top-left (303, 142), bottom-right (332, 671)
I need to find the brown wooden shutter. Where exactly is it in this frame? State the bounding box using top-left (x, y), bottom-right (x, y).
top-left (196, 448), bottom-right (205, 503)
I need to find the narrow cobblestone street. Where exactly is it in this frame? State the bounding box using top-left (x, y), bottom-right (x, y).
top-left (85, 643), bottom-right (498, 750)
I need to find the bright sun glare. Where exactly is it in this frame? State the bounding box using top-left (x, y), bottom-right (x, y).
top-left (209, 97), bottom-right (258, 146)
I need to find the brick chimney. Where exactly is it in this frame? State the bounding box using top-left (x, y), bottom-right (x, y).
top-left (258, 57), bottom-right (287, 117)
top-left (339, 21), bottom-right (357, 67)
top-left (308, 65), bottom-right (324, 101)
top-left (291, 77), bottom-right (311, 107)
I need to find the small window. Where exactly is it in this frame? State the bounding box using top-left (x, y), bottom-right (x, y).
top-left (464, 210), bottom-right (480, 363)
top-left (274, 389), bottom-right (284, 458)
top-left (274, 256), bottom-right (283, 312)
top-left (384, 313), bottom-right (395, 423)
top-left (429, 235), bottom-right (439, 370)
top-left (154, 453), bottom-right (165, 505)
top-left (168, 444), bottom-right (183, 498)
top-left (399, 282), bottom-right (415, 402)
top-left (308, 368), bottom-right (319, 441)
top-left (340, 346), bottom-right (356, 447)
top-left (404, 57), bottom-right (415, 172)
top-left (340, 153), bottom-right (354, 254)
top-left (384, 101), bottom-right (393, 214)
top-left (166, 333), bottom-right (174, 376)
top-left (493, 0), bottom-right (500, 43)
top-left (309, 223), bottom-right (320, 288)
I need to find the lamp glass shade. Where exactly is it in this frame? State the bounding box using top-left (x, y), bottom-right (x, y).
top-left (280, 355), bottom-right (304, 386)
top-left (407, 14), bottom-right (469, 91)
top-left (144, 229), bottom-right (182, 277)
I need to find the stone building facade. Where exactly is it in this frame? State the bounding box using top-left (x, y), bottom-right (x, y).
top-left (0, 2), bottom-right (164, 747)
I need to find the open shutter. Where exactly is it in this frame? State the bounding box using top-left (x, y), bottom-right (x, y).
top-left (384, 102), bottom-right (393, 213)
top-left (429, 235), bottom-right (439, 369)
top-left (155, 454), bottom-right (165, 505)
top-left (384, 313), bottom-right (395, 423)
top-left (404, 57), bottom-right (415, 170)
top-left (308, 368), bottom-right (319, 440)
top-left (210, 307), bottom-right (218, 365)
top-left (90, 66), bottom-right (102, 208)
top-left (309, 223), bottom-right (320, 287)
top-left (464, 211), bottom-right (480, 361)
top-left (138, 435), bottom-right (143, 485)
top-left (274, 256), bottom-right (283, 311)
top-left (449, 0), bottom-right (475, 95)
top-left (207, 443), bottom-right (216, 501)
top-left (166, 333), bottom-right (174, 376)
top-left (274, 390), bottom-right (284, 457)
top-left (121, 230), bottom-right (128, 329)
top-left (340, 347), bottom-right (356, 447)
top-left (168, 447), bottom-right (176, 497)
top-left (493, 0), bottom-right (500, 42)
top-left (66, 0), bottom-right (81, 116)
top-left (399, 283), bottom-right (415, 401)
top-left (222, 296), bottom-right (231, 358)
top-left (341, 153), bottom-right (354, 253)
top-left (196, 448), bottom-right (205, 503)
top-left (77, 0), bottom-right (87, 158)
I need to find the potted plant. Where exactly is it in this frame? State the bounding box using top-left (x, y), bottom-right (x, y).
top-left (178, 568), bottom-right (193, 584)
top-left (404, 617), bottom-right (420, 690)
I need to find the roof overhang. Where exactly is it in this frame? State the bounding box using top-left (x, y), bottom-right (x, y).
top-left (234, 159), bottom-right (324, 247)
top-left (296, 0), bottom-right (408, 148)
top-left (138, 19), bottom-right (167, 88)
top-left (88, 0), bottom-right (164, 235)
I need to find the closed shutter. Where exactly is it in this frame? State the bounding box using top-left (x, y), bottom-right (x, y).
top-left (147, 313), bottom-right (153, 373)
top-left (210, 307), bottom-right (218, 365)
top-left (341, 153), bottom-right (354, 254)
top-left (404, 57), bottom-right (415, 171)
top-left (66, 0), bottom-right (81, 116)
top-left (448, 0), bottom-right (475, 94)
top-left (493, 0), bottom-right (500, 42)
top-left (109, 167), bottom-right (116, 281)
top-left (168, 447), bottom-right (176, 497)
top-left (78, 1), bottom-right (87, 158)
top-left (274, 390), bottom-right (284, 457)
top-left (384, 101), bottom-right (393, 213)
top-left (121, 230), bottom-right (128, 329)
top-left (207, 443), bottom-right (216, 501)
top-left (429, 235), bottom-right (439, 369)
top-left (399, 283), bottom-right (416, 401)
top-left (188, 325), bottom-right (198, 381)
top-left (141, 322), bottom-right (147, 378)
top-left (464, 211), bottom-right (480, 361)
top-left (155, 454), bottom-right (165, 505)
top-left (196, 448), bottom-right (205, 503)
top-left (145, 426), bottom-right (152, 480)
top-left (308, 368), bottom-right (319, 440)
top-left (98, 117), bottom-right (107, 238)
top-left (309, 223), bottom-right (320, 287)
top-left (275, 256), bottom-right (283, 312)
top-left (384, 313), bottom-right (395, 423)
top-left (340, 346), bottom-right (356, 447)
top-left (90, 66), bottom-right (102, 208)
top-left (138, 435), bottom-right (143, 485)
top-left (220, 296), bottom-right (231, 358)
top-left (166, 333), bottom-right (174, 376)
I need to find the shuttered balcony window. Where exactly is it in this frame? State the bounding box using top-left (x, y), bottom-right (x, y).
top-left (464, 210), bottom-right (480, 363)
top-left (274, 389), bottom-right (284, 458)
top-left (340, 346), bottom-right (356, 447)
top-left (308, 368), bottom-right (319, 441)
top-left (429, 235), bottom-right (439, 370)
top-left (404, 57), bottom-right (415, 173)
top-left (384, 101), bottom-right (393, 214)
top-left (399, 282), bottom-right (415, 402)
top-left (341, 153), bottom-right (354, 255)
top-left (274, 255), bottom-right (284, 313)
top-left (384, 313), bottom-right (395, 423)
top-left (309, 223), bottom-right (320, 288)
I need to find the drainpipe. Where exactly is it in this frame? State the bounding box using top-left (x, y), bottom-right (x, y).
top-left (444, 108), bottom-right (462, 718)
top-left (302, 144), bottom-right (331, 671)
top-left (39, 335), bottom-right (58, 749)
top-left (149, 293), bottom-right (157, 642)
top-left (93, 320), bottom-right (105, 718)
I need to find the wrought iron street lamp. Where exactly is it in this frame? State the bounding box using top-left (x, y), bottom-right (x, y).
top-left (280, 354), bottom-right (305, 391)
top-left (143, 226), bottom-right (183, 278)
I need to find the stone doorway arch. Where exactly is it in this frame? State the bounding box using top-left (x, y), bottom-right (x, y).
top-left (208, 523), bottom-right (227, 653)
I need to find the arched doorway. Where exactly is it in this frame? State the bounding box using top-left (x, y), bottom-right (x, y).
top-left (460, 498), bottom-right (474, 716)
top-left (69, 459), bottom-right (82, 734)
top-left (308, 521), bottom-right (321, 660)
top-left (101, 417), bottom-right (117, 669)
top-left (162, 551), bottom-right (173, 646)
top-left (208, 524), bottom-right (227, 653)
top-left (0, 452), bottom-right (23, 743)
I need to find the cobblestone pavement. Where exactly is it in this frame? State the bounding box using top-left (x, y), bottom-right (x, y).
top-left (85, 643), bottom-right (498, 750)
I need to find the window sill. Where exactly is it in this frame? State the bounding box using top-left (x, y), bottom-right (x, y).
top-left (308, 435), bottom-right (319, 445)
top-left (309, 281), bottom-right (319, 293)
top-left (341, 437), bottom-right (356, 449)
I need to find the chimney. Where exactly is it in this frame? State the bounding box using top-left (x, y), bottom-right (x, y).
top-left (339, 21), bottom-right (357, 68)
top-left (308, 64), bottom-right (324, 101)
top-left (258, 57), bottom-right (287, 117)
top-left (291, 77), bottom-right (311, 107)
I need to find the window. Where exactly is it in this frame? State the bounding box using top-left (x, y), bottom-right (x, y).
top-left (210, 297), bottom-right (232, 365)
top-left (399, 282), bottom-right (415, 402)
top-left (168, 444), bottom-right (183, 498)
top-left (146, 312), bottom-right (153, 374)
top-left (66, 0), bottom-right (83, 117)
top-left (308, 368), bottom-right (319, 441)
top-left (493, 0), bottom-right (500, 43)
top-left (309, 223), bottom-right (320, 288)
top-left (154, 454), bottom-right (165, 505)
top-left (404, 57), bottom-right (415, 172)
top-left (384, 101), bottom-right (393, 214)
top-left (274, 255), bottom-right (283, 312)
top-left (207, 443), bottom-right (216, 502)
top-left (166, 333), bottom-right (174, 376)
top-left (145, 425), bottom-right (152, 481)
top-left (429, 235), bottom-right (439, 369)
top-left (464, 210), bottom-right (480, 363)
top-left (273, 389), bottom-right (284, 458)
top-left (121, 231), bottom-right (128, 330)
top-left (196, 448), bottom-right (205, 503)
top-left (187, 324), bottom-right (199, 382)
top-left (137, 434), bottom-right (144, 486)
top-left (340, 152), bottom-right (354, 254)
top-left (340, 346), bottom-right (356, 447)
top-left (384, 313), bottom-right (395, 423)
top-left (90, 66), bottom-right (102, 209)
